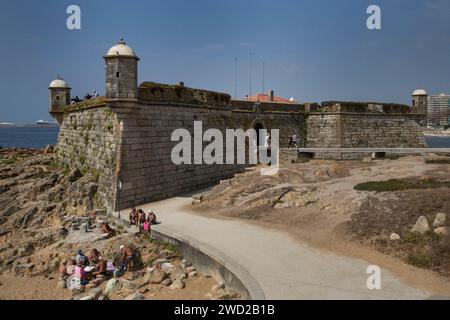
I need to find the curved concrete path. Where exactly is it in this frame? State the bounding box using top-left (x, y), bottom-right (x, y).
top-left (128, 195), bottom-right (431, 300)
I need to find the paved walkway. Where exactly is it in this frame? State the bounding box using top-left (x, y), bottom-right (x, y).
top-left (123, 194), bottom-right (432, 300)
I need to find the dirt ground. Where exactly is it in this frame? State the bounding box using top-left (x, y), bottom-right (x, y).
top-left (0, 275), bottom-right (72, 300)
top-left (0, 273), bottom-right (217, 301)
top-left (106, 276), bottom-right (217, 301)
top-left (192, 154), bottom-right (450, 296)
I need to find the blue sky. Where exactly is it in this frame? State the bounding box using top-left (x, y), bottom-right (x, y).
top-left (0, 0), bottom-right (449, 123)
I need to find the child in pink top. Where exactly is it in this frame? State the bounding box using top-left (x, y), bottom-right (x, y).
top-left (143, 219), bottom-right (151, 233)
top-left (74, 264), bottom-right (86, 280)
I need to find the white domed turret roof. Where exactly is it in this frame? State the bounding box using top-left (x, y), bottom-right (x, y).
top-left (49, 77), bottom-right (70, 89)
top-left (105, 39), bottom-right (138, 58)
top-left (412, 89), bottom-right (427, 96)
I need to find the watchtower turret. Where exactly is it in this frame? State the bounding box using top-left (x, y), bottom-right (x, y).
top-left (412, 89), bottom-right (428, 114)
top-left (104, 39), bottom-right (139, 99)
top-left (49, 77), bottom-right (71, 124)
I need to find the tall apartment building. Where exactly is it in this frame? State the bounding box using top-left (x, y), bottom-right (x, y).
top-left (428, 93), bottom-right (450, 127)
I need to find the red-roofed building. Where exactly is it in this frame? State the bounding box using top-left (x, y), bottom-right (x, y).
top-left (246, 90), bottom-right (297, 103)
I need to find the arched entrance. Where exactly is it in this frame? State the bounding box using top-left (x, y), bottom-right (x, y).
top-left (253, 122), bottom-right (264, 147)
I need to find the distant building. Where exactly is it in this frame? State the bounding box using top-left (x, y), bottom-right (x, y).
top-left (428, 93), bottom-right (450, 127)
top-left (411, 89), bottom-right (428, 114)
top-left (246, 90), bottom-right (297, 103)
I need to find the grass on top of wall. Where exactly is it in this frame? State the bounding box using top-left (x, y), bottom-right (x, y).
top-left (65, 96), bottom-right (107, 112)
top-left (425, 159), bottom-right (450, 164)
top-left (354, 179), bottom-right (450, 192)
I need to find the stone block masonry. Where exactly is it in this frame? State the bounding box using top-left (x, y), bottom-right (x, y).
top-left (55, 91), bottom-right (426, 211)
top-left (56, 103), bottom-right (121, 209)
top-left (55, 91), bottom-right (306, 211)
top-left (339, 114), bottom-right (426, 148)
top-left (112, 99), bottom-right (305, 210)
top-left (306, 113), bottom-right (426, 148)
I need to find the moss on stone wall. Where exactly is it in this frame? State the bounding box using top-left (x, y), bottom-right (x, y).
top-left (64, 96), bottom-right (107, 113)
top-left (57, 106), bottom-right (119, 211)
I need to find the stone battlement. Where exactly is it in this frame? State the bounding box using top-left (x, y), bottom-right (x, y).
top-left (320, 101), bottom-right (421, 114)
top-left (138, 82), bottom-right (231, 107)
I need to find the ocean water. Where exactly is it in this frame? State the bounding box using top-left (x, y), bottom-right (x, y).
top-left (0, 127), bottom-right (60, 148)
top-left (425, 136), bottom-right (450, 148)
top-left (0, 127), bottom-right (449, 149)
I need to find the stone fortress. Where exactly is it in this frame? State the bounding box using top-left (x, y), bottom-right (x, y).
top-left (49, 40), bottom-right (426, 211)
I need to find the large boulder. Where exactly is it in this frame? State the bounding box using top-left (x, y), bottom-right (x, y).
top-left (411, 216), bottom-right (430, 234)
top-left (152, 258), bottom-right (170, 267)
top-left (212, 282), bottom-right (225, 292)
top-left (71, 285), bottom-right (85, 295)
top-left (434, 227), bottom-right (450, 237)
top-left (161, 262), bottom-right (176, 274)
top-left (175, 273), bottom-right (187, 281)
top-left (389, 233), bottom-right (401, 241)
top-left (161, 278), bottom-right (172, 287)
top-left (88, 288), bottom-right (103, 300)
top-left (185, 266), bottom-right (196, 273)
top-left (120, 279), bottom-right (141, 292)
top-left (170, 279), bottom-right (185, 290)
top-left (145, 269), bottom-right (167, 284)
top-left (433, 213), bottom-right (447, 228)
top-left (181, 259), bottom-right (191, 270)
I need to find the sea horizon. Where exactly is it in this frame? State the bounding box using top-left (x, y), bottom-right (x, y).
top-left (1, 126), bottom-right (450, 149)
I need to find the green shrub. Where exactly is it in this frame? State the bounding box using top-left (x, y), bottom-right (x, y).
top-left (354, 179), bottom-right (450, 192)
top-left (426, 159), bottom-right (450, 165)
top-left (404, 231), bottom-right (440, 244)
top-left (149, 239), bottom-right (182, 258)
top-left (403, 232), bottom-right (424, 244)
top-left (68, 175), bottom-right (78, 183)
top-left (273, 199), bottom-right (284, 206)
top-left (406, 253), bottom-right (432, 268)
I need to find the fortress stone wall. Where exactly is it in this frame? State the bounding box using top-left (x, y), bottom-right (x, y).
top-left (49, 41), bottom-right (427, 211)
top-left (56, 103), bottom-right (121, 209)
top-left (114, 98), bottom-right (305, 209)
top-left (306, 102), bottom-right (426, 148)
top-left (56, 86), bottom-right (306, 210)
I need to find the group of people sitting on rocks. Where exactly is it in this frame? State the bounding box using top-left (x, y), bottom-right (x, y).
top-left (129, 208), bottom-right (159, 234)
top-left (58, 245), bottom-right (140, 291)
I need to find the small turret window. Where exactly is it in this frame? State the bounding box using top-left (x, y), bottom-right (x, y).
top-left (116, 72), bottom-right (120, 78)
top-left (56, 96), bottom-right (60, 100)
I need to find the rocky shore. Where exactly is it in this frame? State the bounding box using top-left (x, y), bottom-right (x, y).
top-left (0, 148), bottom-right (240, 300)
